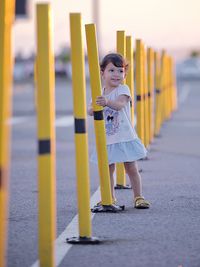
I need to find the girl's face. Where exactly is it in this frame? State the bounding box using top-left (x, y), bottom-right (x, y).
top-left (101, 62), bottom-right (125, 89)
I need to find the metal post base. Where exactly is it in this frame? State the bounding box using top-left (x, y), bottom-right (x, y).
top-left (91, 203), bottom-right (125, 213)
top-left (66, 236), bottom-right (101, 244)
top-left (114, 184), bottom-right (132, 189)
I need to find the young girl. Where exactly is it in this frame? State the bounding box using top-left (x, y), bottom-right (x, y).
top-left (88, 53), bottom-right (150, 209)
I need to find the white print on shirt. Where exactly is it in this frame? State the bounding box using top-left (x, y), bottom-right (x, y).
top-left (104, 107), bottom-right (119, 136)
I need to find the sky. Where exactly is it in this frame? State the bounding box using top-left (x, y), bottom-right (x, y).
top-left (14, 0), bottom-right (200, 60)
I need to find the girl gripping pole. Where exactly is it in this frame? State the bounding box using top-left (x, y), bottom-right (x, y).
top-left (88, 53), bottom-right (150, 209)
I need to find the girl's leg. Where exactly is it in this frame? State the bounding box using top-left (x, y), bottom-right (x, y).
top-left (124, 161), bottom-right (142, 198)
top-left (124, 161), bottom-right (150, 208)
top-left (109, 163), bottom-right (116, 201)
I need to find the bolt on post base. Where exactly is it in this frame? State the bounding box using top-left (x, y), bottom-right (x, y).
top-left (114, 184), bottom-right (132, 189)
top-left (91, 203), bottom-right (125, 213)
top-left (66, 236), bottom-right (101, 245)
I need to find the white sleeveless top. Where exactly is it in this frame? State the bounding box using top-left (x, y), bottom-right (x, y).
top-left (103, 84), bottom-right (138, 145)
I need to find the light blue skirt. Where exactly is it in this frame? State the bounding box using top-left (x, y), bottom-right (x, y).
top-left (90, 138), bottom-right (147, 165)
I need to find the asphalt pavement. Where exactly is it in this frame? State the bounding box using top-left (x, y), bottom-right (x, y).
top-left (7, 77), bottom-right (200, 267)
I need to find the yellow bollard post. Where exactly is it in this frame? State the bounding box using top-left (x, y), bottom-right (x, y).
top-left (169, 57), bottom-right (174, 116)
top-left (67, 13), bottom-right (99, 244)
top-left (147, 47), bottom-right (154, 143)
top-left (171, 58), bottom-right (178, 111)
top-left (117, 30), bottom-right (126, 60)
top-left (85, 24), bottom-right (124, 212)
top-left (169, 56), bottom-right (176, 117)
top-left (126, 36), bottom-right (134, 124)
top-left (166, 56), bottom-right (171, 119)
top-left (154, 51), bottom-right (162, 136)
top-left (160, 50), bottom-right (167, 125)
top-left (163, 53), bottom-right (169, 121)
top-left (165, 56), bottom-right (169, 119)
top-left (0, 1), bottom-right (15, 266)
top-left (135, 40), bottom-right (144, 143)
top-left (115, 30), bottom-right (130, 189)
top-left (142, 43), bottom-right (150, 148)
top-left (36, 4), bottom-right (56, 266)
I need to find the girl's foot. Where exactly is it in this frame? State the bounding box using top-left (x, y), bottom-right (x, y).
top-left (134, 196), bottom-right (150, 209)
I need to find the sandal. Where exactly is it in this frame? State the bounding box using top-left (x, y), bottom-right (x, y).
top-left (134, 196), bottom-right (150, 209)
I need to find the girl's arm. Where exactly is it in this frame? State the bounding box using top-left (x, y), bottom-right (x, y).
top-left (96, 95), bottom-right (130, 111)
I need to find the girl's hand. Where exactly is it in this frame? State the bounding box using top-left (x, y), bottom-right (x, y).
top-left (96, 96), bottom-right (108, 107)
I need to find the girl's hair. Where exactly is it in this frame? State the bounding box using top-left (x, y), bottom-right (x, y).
top-left (100, 53), bottom-right (129, 72)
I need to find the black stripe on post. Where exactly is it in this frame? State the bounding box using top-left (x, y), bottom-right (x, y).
top-left (74, 118), bottom-right (86, 133)
top-left (155, 89), bottom-right (161, 94)
top-left (38, 139), bottom-right (51, 155)
top-left (148, 92), bottom-right (151, 98)
top-left (136, 95), bottom-right (142, 101)
top-left (94, 110), bottom-right (104, 120)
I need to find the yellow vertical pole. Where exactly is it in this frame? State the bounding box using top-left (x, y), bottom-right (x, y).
top-left (166, 56), bottom-right (171, 119)
top-left (154, 51), bottom-right (162, 136)
top-left (142, 43), bottom-right (149, 147)
top-left (160, 50), bottom-right (166, 124)
top-left (136, 40), bottom-right (144, 143)
top-left (85, 24), bottom-right (112, 206)
top-left (126, 35), bottom-right (134, 124)
top-left (68, 13), bottom-right (98, 243)
top-left (164, 53), bottom-right (168, 120)
top-left (165, 55), bottom-right (169, 119)
top-left (36, 4), bottom-right (56, 267)
top-left (117, 31), bottom-right (126, 62)
top-left (171, 58), bottom-right (178, 111)
top-left (147, 47), bottom-right (154, 143)
top-left (0, 1), bottom-right (15, 266)
top-left (169, 57), bottom-right (173, 115)
top-left (169, 57), bottom-right (175, 116)
top-left (116, 30), bottom-right (126, 187)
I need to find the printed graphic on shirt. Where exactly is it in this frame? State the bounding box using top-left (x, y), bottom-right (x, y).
top-left (104, 107), bottom-right (119, 136)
